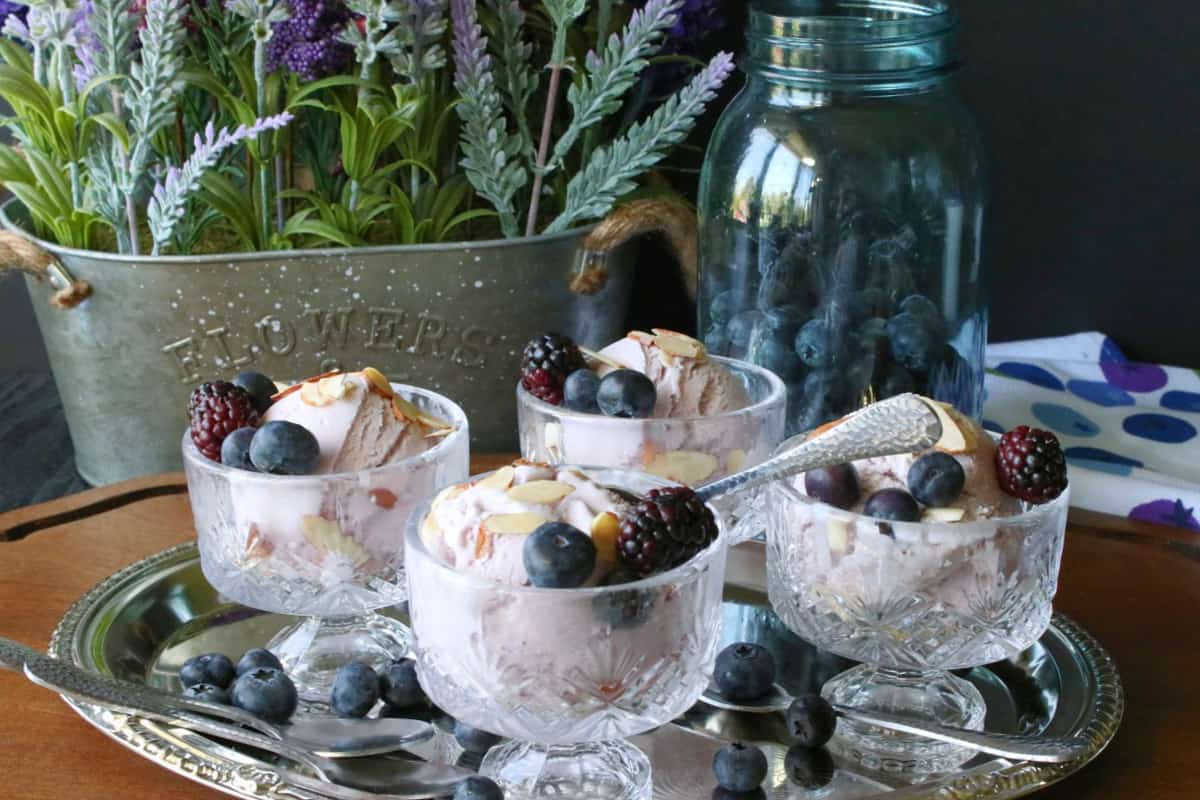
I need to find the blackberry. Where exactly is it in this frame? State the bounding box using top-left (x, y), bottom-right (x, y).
top-left (996, 426), bottom-right (1068, 504)
top-left (188, 382), bottom-right (260, 461)
top-left (520, 333), bottom-right (586, 405)
top-left (617, 487), bottom-right (718, 575)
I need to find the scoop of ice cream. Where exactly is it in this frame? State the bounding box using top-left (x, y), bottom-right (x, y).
top-left (266, 370), bottom-right (444, 473)
top-left (421, 461), bottom-right (630, 586)
top-left (596, 330), bottom-right (750, 418)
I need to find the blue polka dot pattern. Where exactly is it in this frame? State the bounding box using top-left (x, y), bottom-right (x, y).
top-left (1122, 413), bottom-right (1198, 444)
top-left (1032, 402), bottom-right (1100, 438)
top-left (982, 419), bottom-right (1004, 434)
top-left (1066, 379), bottom-right (1134, 408)
top-left (1161, 390), bottom-right (1200, 414)
top-left (993, 362), bottom-right (1065, 391)
top-left (1064, 446), bottom-right (1143, 477)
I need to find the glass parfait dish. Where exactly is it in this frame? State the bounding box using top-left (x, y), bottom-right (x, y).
top-left (765, 436), bottom-right (1069, 774)
top-left (182, 384), bottom-right (468, 702)
top-left (406, 467), bottom-right (728, 800)
top-left (516, 356), bottom-right (786, 542)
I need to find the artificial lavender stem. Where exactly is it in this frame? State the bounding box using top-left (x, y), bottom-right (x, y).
top-left (54, 48), bottom-right (83, 210)
top-left (254, 31), bottom-right (273, 236)
top-left (525, 63), bottom-right (562, 236)
top-left (274, 153), bottom-right (286, 229)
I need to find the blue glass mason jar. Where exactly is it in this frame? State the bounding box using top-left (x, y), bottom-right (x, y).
top-left (698, 0), bottom-right (986, 434)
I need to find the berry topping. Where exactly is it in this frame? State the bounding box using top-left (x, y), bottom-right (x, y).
top-left (563, 368), bottom-right (601, 413)
top-left (996, 426), bottom-right (1068, 504)
top-left (794, 318), bottom-right (833, 368)
top-left (713, 642), bottom-right (776, 701)
top-left (331, 661), bottom-right (380, 718)
top-left (233, 371), bottom-right (277, 414)
top-left (596, 369), bottom-right (657, 418)
top-left (804, 464), bottom-right (860, 510)
top-left (521, 333), bottom-right (586, 405)
top-left (616, 487), bottom-right (719, 576)
top-left (453, 776), bottom-right (505, 800)
top-left (183, 683), bottom-right (231, 705)
top-left (230, 667), bottom-right (298, 724)
top-left (188, 382), bottom-right (260, 461)
top-left (235, 648), bottom-right (283, 677)
top-left (784, 744), bottom-right (836, 789)
top-left (887, 312), bottom-right (944, 373)
top-left (220, 427), bottom-right (258, 471)
top-left (379, 658), bottom-right (426, 709)
top-left (523, 522), bottom-right (597, 588)
top-left (180, 653), bottom-right (235, 689)
top-left (712, 741), bottom-right (768, 793)
top-left (453, 721), bottom-right (502, 754)
top-left (863, 488), bottom-right (921, 522)
top-left (785, 694), bottom-right (837, 748)
top-left (249, 420), bottom-right (321, 475)
top-left (907, 451), bottom-right (966, 507)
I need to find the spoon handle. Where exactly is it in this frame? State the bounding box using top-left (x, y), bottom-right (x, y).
top-left (833, 704), bottom-right (1092, 764)
top-left (3, 636), bottom-right (284, 741)
top-left (697, 393), bottom-right (943, 502)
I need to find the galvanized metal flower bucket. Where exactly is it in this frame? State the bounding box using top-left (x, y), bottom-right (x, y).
top-left (0, 199), bottom-right (697, 486)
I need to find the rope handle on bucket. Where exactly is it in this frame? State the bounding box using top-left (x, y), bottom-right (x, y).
top-left (571, 198), bottom-right (697, 297)
top-left (0, 231), bottom-right (92, 309)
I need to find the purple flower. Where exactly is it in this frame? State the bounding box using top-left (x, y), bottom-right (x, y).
top-left (267, 0), bottom-right (352, 79)
top-left (639, 0), bottom-right (722, 93)
top-left (0, 0), bottom-right (26, 29)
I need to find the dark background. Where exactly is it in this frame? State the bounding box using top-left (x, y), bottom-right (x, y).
top-left (4, 0), bottom-right (1199, 374)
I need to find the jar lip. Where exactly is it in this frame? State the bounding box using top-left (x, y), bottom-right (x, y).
top-left (749, 0), bottom-right (958, 44)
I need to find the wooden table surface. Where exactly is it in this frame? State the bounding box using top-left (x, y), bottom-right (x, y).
top-left (1, 457), bottom-right (1196, 799)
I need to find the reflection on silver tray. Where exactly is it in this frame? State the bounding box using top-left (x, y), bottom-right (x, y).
top-left (48, 541), bottom-right (1123, 799)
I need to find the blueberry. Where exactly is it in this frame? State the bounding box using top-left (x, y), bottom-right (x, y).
top-left (233, 371), bottom-right (276, 414)
top-left (887, 313), bottom-right (943, 373)
top-left (523, 522), bottom-right (597, 588)
top-left (801, 369), bottom-right (847, 413)
top-left (855, 288), bottom-right (888, 318)
top-left (711, 789), bottom-right (766, 800)
top-left (563, 369), bottom-right (601, 413)
top-left (878, 363), bottom-right (916, 398)
top-left (753, 338), bottom-right (804, 382)
top-left (898, 294), bottom-right (946, 336)
top-left (803, 464), bottom-right (860, 510)
top-left (862, 489), bottom-right (921, 522)
top-left (714, 642), bottom-right (776, 701)
top-left (703, 325), bottom-right (729, 353)
top-left (794, 319), bottom-right (832, 368)
top-left (235, 648), bottom-right (282, 677)
top-left (784, 744), bottom-right (835, 789)
top-left (453, 776), bottom-right (504, 800)
top-left (907, 452), bottom-right (966, 507)
top-left (763, 305), bottom-right (809, 339)
top-left (220, 427), bottom-right (258, 471)
top-left (727, 310), bottom-right (765, 352)
top-left (857, 316), bottom-right (889, 349)
top-left (249, 421), bottom-right (320, 475)
top-left (180, 653), bottom-right (235, 689)
top-left (230, 667), bottom-right (298, 723)
top-left (596, 370), bottom-right (656, 419)
top-left (785, 694), bottom-right (837, 748)
top-left (592, 567), bottom-right (654, 628)
top-left (379, 658), bottom-right (425, 709)
top-left (183, 683), bottom-right (231, 704)
top-left (710, 290), bottom-right (737, 325)
top-left (712, 741), bottom-right (768, 792)
top-left (331, 661), bottom-right (380, 718)
top-left (453, 720), bottom-right (501, 754)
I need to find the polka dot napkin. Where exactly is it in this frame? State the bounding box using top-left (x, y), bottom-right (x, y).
top-left (984, 332), bottom-right (1200, 530)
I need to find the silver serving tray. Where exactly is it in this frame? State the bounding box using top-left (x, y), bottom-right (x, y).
top-left (49, 541), bottom-right (1123, 799)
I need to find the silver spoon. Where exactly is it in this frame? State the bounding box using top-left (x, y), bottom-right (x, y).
top-left (2, 637), bottom-right (432, 759)
top-left (699, 683), bottom-right (1092, 763)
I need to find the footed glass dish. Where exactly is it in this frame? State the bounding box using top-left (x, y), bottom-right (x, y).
top-left (182, 385), bottom-right (468, 702)
top-left (766, 448), bottom-right (1069, 775)
top-left (406, 467), bottom-right (728, 800)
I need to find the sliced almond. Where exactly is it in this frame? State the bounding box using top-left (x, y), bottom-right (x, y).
top-left (924, 507), bottom-right (966, 523)
top-left (652, 328), bottom-right (706, 360)
top-left (579, 346), bottom-right (627, 371)
top-left (506, 480), bottom-right (575, 504)
top-left (627, 330), bottom-right (655, 346)
top-left (301, 515), bottom-right (370, 566)
top-left (300, 380), bottom-right (335, 407)
top-left (727, 449), bottom-right (747, 474)
top-left (645, 450), bottom-right (720, 484)
top-left (420, 513), bottom-right (442, 548)
top-left (424, 426), bottom-right (456, 439)
top-left (392, 393), bottom-right (421, 422)
top-left (544, 421), bottom-right (563, 462)
top-left (658, 348), bottom-right (676, 368)
top-left (476, 466), bottom-right (516, 492)
top-left (417, 409), bottom-right (453, 430)
top-left (590, 511), bottom-right (621, 566)
top-left (930, 401), bottom-right (977, 455)
top-left (362, 367), bottom-right (394, 398)
top-left (319, 372), bottom-right (355, 400)
top-left (431, 483), bottom-right (467, 511)
top-left (483, 512), bottom-right (550, 535)
top-left (826, 517), bottom-right (851, 555)
top-left (243, 524), bottom-right (274, 566)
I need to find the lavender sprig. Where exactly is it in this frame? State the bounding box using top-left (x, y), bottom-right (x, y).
top-left (548, 0), bottom-right (680, 171)
top-left (450, 0), bottom-right (524, 237)
top-left (485, 0), bottom-right (535, 159)
top-left (544, 50), bottom-right (733, 234)
top-left (270, 0), bottom-right (350, 79)
top-left (387, 0), bottom-right (446, 84)
top-left (148, 112), bottom-right (293, 253)
top-left (126, 0), bottom-right (185, 193)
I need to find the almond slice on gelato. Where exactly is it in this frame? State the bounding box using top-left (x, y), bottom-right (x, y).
top-left (319, 373), bottom-right (355, 400)
top-left (476, 466), bottom-right (516, 492)
top-left (645, 450), bottom-right (720, 484)
top-left (506, 480), bottom-right (575, 504)
top-left (300, 380), bottom-right (335, 407)
top-left (301, 515), bottom-right (370, 566)
top-left (924, 507), bottom-right (967, 523)
top-left (484, 512), bottom-right (551, 535)
top-left (362, 367), bottom-right (394, 398)
top-left (580, 346), bottom-right (627, 370)
top-left (651, 329), bottom-right (707, 360)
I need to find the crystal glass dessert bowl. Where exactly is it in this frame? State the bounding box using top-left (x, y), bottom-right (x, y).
top-left (406, 466), bottom-right (728, 800)
top-left (765, 433), bottom-right (1070, 775)
top-left (183, 381), bottom-right (469, 701)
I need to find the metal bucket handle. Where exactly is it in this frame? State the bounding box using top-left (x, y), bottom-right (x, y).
top-left (571, 199), bottom-right (697, 297)
top-left (0, 231), bottom-right (92, 309)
